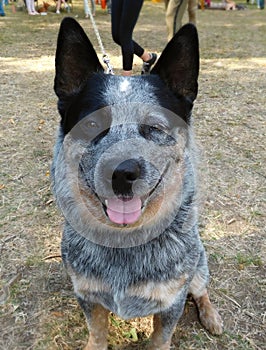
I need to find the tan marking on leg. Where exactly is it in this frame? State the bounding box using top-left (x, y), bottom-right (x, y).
top-left (84, 304), bottom-right (109, 350)
top-left (189, 271), bottom-right (207, 298)
top-left (148, 314), bottom-right (172, 350)
top-left (194, 290), bottom-right (223, 335)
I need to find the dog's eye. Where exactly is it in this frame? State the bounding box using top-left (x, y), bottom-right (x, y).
top-left (153, 123), bottom-right (169, 132)
top-left (139, 124), bottom-right (175, 146)
top-left (87, 120), bottom-right (98, 128)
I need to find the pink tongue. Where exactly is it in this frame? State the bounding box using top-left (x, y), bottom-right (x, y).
top-left (106, 197), bottom-right (142, 225)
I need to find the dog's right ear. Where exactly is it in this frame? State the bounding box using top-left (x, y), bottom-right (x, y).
top-left (151, 24), bottom-right (199, 103)
top-left (54, 17), bottom-right (104, 100)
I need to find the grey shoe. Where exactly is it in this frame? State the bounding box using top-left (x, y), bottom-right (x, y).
top-left (141, 53), bottom-right (157, 75)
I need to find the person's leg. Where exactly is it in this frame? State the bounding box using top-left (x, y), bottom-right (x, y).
top-left (106, 0), bottom-right (111, 13)
top-left (166, 0), bottom-right (188, 41)
top-left (62, 0), bottom-right (69, 10)
top-left (164, 0), bottom-right (170, 9)
top-left (111, 0), bottom-right (123, 46)
top-left (90, 0), bottom-right (95, 15)
top-left (119, 0), bottom-right (144, 72)
top-left (173, 0), bottom-right (188, 36)
top-left (30, 0), bottom-right (38, 13)
top-left (84, 0), bottom-right (89, 17)
top-left (56, 0), bottom-right (61, 13)
top-left (166, 0), bottom-right (178, 41)
top-left (187, 0), bottom-right (197, 25)
top-left (0, 0), bottom-right (5, 15)
top-left (111, 0), bottom-right (136, 74)
top-left (25, 0), bottom-right (31, 13)
top-left (174, 0), bottom-right (188, 37)
top-left (112, 0), bottom-right (156, 75)
top-left (25, 0), bottom-right (36, 14)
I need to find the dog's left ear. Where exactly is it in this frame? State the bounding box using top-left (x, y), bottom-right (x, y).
top-left (151, 24), bottom-right (199, 102)
top-left (54, 17), bottom-right (104, 100)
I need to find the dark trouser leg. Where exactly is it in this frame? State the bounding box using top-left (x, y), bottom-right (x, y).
top-left (111, 0), bottom-right (144, 71)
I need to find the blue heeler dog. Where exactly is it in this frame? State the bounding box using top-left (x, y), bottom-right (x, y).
top-left (52, 17), bottom-right (223, 350)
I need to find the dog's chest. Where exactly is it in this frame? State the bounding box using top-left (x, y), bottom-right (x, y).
top-left (71, 271), bottom-right (189, 319)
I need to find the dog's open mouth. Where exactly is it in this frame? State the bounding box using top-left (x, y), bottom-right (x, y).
top-left (101, 162), bottom-right (170, 225)
top-left (104, 197), bottom-right (142, 225)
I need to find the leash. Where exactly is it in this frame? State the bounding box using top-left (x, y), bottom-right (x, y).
top-left (86, 7), bottom-right (114, 75)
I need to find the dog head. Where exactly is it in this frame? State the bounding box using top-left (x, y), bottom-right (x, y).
top-left (53, 18), bottom-right (199, 247)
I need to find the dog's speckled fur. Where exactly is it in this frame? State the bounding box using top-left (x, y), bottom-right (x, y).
top-left (52, 18), bottom-right (222, 350)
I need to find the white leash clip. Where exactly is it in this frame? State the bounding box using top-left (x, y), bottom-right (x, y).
top-left (103, 54), bottom-right (114, 75)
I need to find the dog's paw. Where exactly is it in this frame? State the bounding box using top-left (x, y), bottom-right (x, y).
top-left (199, 305), bottom-right (223, 335)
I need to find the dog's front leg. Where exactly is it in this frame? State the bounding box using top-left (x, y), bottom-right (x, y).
top-left (193, 289), bottom-right (223, 335)
top-left (189, 249), bottom-right (223, 335)
top-left (148, 298), bottom-right (187, 350)
top-left (148, 314), bottom-right (173, 350)
top-left (77, 298), bottom-right (109, 350)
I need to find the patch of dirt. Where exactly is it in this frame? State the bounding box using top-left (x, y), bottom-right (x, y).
top-left (0, 1), bottom-right (265, 349)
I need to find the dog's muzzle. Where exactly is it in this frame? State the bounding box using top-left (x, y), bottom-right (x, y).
top-left (106, 159), bottom-right (140, 224)
top-left (99, 158), bottom-right (141, 225)
top-left (99, 159), bottom-right (169, 225)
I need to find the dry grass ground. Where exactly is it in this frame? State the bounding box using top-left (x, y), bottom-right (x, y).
top-left (0, 1), bottom-right (265, 349)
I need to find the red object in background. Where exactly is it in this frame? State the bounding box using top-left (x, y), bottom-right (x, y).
top-left (101, 0), bottom-right (106, 9)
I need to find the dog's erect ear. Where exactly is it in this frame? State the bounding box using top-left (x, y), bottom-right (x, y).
top-left (54, 17), bottom-right (104, 99)
top-left (151, 24), bottom-right (199, 102)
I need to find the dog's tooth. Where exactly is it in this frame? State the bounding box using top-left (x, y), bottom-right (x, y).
top-left (105, 199), bottom-right (108, 206)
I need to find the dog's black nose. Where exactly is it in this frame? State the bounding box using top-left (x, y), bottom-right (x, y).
top-left (112, 159), bottom-right (141, 196)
